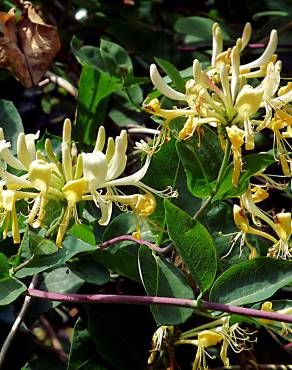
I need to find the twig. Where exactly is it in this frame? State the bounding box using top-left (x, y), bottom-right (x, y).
top-left (40, 316), bottom-right (63, 351)
top-left (12, 255), bottom-right (35, 274)
top-left (97, 235), bottom-right (172, 254)
top-left (33, 338), bottom-right (69, 364)
top-left (0, 275), bottom-right (38, 369)
top-left (44, 71), bottom-right (78, 98)
top-left (27, 289), bottom-right (292, 324)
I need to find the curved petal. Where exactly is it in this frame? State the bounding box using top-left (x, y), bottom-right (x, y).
top-left (150, 64), bottom-right (186, 101)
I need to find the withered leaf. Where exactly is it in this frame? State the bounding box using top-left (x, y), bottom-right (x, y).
top-left (0, 3), bottom-right (61, 88)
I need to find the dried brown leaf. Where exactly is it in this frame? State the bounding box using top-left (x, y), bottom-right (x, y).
top-left (0, 3), bottom-right (61, 88)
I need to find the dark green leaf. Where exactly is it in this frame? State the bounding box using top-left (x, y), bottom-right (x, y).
top-left (0, 278), bottom-right (26, 306)
top-left (175, 16), bottom-right (215, 42)
top-left (0, 100), bottom-right (23, 151)
top-left (138, 246), bottom-right (194, 325)
top-left (68, 318), bottom-right (108, 370)
top-left (165, 201), bottom-right (217, 294)
top-left (69, 224), bottom-right (96, 246)
top-left (0, 253), bottom-right (10, 281)
top-left (86, 305), bottom-right (148, 370)
top-left (68, 260), bottom-right (110, 285)
top-left (22, 359), bottom-right (66, 370)
top-left (41, 266), bottom-right (84, 293)
top-left (102, 213), bottom-right (137, 253)
top-left (28, 231), bottom-right (58, 255)
top-left (154, 57), bottom-right (185, 93)
top-left (15, 235), bottom-right (96, 278)
top-left (75, 65), bottom-right (121, 145)
top-left (210, 258), bottom-right (292, 306)
top-left (71, 37), bottom-right (105, 71)
top-left (100, 39), bottom-right (133, 77)
top-left (142, 137), bottom-right (200, 241)
top-left (175, 16), bottom-right (232, 44)
top-left (213, 153), bottom-right (276, 201)
top-left (176, 128), bottom-right (223, 198)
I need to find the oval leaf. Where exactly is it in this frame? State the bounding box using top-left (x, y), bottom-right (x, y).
top-left (165, 200), bottom-right (217, 294)
top-left (138, 246), bottom-right (194, 325)
top-left (176, 128), bottom-right (223, 198)
top-left (210, 258), bottom-right (292, 306)
top-left (0, 278), bottom-right (26, 306)
top-left (0, 99), bottom-right (23, 151)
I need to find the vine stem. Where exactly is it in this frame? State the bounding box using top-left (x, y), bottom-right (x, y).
top-left (27, 289), bottom-right (292, 324)
top-left (97, 235), bottom-right (172, 254)
top-left (0, 275), bottom-right (38, 369)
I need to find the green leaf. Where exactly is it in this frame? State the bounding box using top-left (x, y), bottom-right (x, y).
top-left (176, 128), bottom-right (223, 198)
top-left (142, 137), bottom-right (200, 241)
top-left (175, 16), bottom-right (215, 42)
top-left (0, 278), bottom-right (26, 306)
top-left (213, 153), bottom-right (276, 201)
top-left (68, 318), bottom-right (109, 370)
top-left (154, 57), bottom-right (185, 93)
top-left (41, 266), bottom-right (84, 293)
top-left (27, 266), bottom-right (86, 322)
top-left (210, 258), bottom-right (292, 306)
top-left (15, 235), bottom-right (96, 278)
top-left (69, 224), bottom-right (96, 246)
top-left (22, 359), bottom-right (66, 370)
top-left (102, 213), bottom-right (137, 253)
top-left (93, 245), bottom-right (140, 282)
top-left (0, 99), bottom-right (23, 151)
top-left (28, 231), bottom-right (58, 255)
top-left (75, 65), bottom-right (121, 145)
top-left (0, 253), bottom-right (10, 281)
top-left (71, 36), bottom-right (105, 71)
top-left (86, 305), bottom-right (148, 370)
top-left (100, 39), bottom-right (133, 77)
top-left (138, 246), bottom-right (194, 325)
top-left (175, 16), bottom-right (232, 44)
top-left (68, 260), bottom-right (110, 285)
top-left (165, 201), bottom-right (217, 294)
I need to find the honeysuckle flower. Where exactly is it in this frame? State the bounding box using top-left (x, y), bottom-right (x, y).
top-left (148, 326), bottom-right (175, 365)
top-left (250, 186), bottom-right (269, 203)
top-left (226, 126), bottom-right (245, 186)
top-left (0, 119), bottom-right (168, 247)
top-left (82, 127), bottom-right (177, 227)
top-left (264, 110), bottom-right (292, 177)
top-left (56, 177), bottom-right (88, 247)
top-left (260, 301), bottom-right (292, 337)
top-left (0, 128), bottom-right (40, 171)
top-left (146, 23), bottom-right (291, 184)
top-left (0, 189), bottom-right (20, 243)
top-left (234, 188), bottom-right (292, 259)
top-left (180, 316), bottom-right (255, 370)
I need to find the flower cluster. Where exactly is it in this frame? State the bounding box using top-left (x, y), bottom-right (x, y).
top-left (232, 186), bottom-right (291, 259)
top-left (0, 119), bottom-right (175, 246)
top-left (149, 317), bottom-right (255, 369)
top-left (145, 22), bottom-right (291, 260)
top-left (145, 23), bottom-right (292, 185)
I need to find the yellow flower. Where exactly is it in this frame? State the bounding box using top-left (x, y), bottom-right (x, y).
top-left (239, 188), bottom-right (292, 259)
top-left (226, 126), bottom-right (245, 186)
top-left (0, 189), bottom-right (20, 243)
top-left (56, 178), bottom-right (88, 247)
top-left (190, 317), bottom-right (255, 369)
top-left (147, 23), bottom-right (279, 155)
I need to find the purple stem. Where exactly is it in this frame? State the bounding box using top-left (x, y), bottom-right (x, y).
top-left (28, 289), bottom-right (292, 324)
top-left (98, 235), bottom-right (172, 254)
